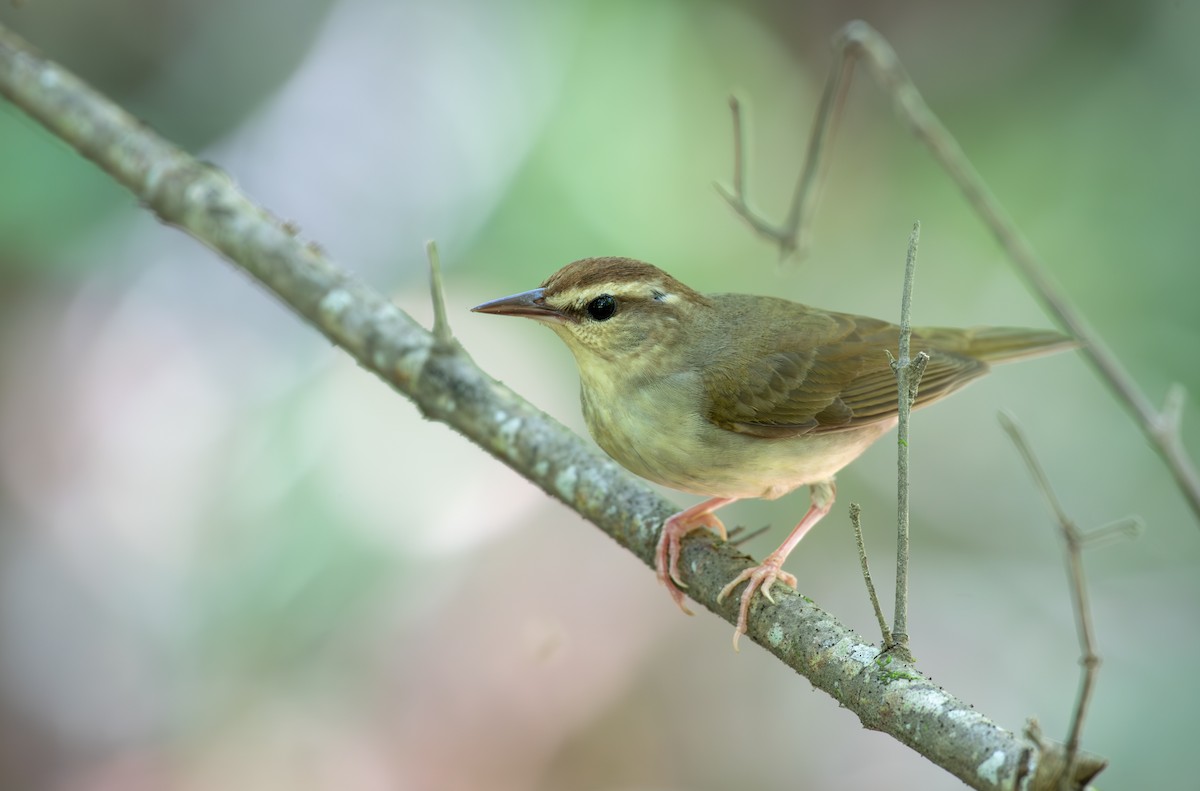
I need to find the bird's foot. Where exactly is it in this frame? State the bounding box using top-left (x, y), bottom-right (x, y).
top-left (717, 555), bottom-right (797, 651)
top-left (655, 505), bottom-right (729, 616)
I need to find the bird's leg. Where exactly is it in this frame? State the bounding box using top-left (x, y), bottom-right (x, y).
top-left (718, 480), bottom-right (836, 650)
top-left (656, 496), bottom-right (737, 615)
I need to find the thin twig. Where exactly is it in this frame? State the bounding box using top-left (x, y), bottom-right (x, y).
top-left (1078, 516), bottom-right (1144, 549)
top-left (728, 95), bottom-right (747, 205)
top-left (883, 222), bottom-right (926, 660)
top-left (717, 19), bottom-right (1200, 524)
top-left (999, 411), bottom-right (1136, 790)
top-left (727, 523), bottom-right (771, 547)
top-left (896, 223), bottom-right (921, 369)
top-left (850, 502), bottom-right (890, 644)
top-left (1002, 413), bottom-right (1093, 790)
top-left (714, 94), bottom-right (798, 252)
top-left (425, 239), bottom-right (456, 350)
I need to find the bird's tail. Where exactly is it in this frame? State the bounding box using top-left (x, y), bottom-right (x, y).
top-left (913, 326), bottom-right (1076, 365)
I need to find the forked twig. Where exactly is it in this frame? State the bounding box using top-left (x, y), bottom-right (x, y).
top-left (716, 47), bottom-right (855, 259)
top-left (718, 20), bottom-right (1200, 523)
top-left (999, 411), bottom-right (1140, 789)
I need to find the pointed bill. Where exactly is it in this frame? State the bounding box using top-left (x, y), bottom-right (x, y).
top-left (471, 288), bottom-right (567, 323)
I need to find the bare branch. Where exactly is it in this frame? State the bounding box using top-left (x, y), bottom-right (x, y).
top-left (425, 239), bottom-right (456, 350)
top-left (1079, 516), bottom-right (1144, 549)
top-left (0, 22), bottom-right (1106, 790)
top-left (727, 523), bottom-right (771, 546)
top-left (883, 222), bottom-right (926, 660)
top-left (849, 502), bottom-right (890, 644)
top-left (999, 412), bottom-right (1136, 789)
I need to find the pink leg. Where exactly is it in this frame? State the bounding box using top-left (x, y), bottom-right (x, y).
top-left (655, 496), bottom-right (737, 615)
top-left (717, 480), bottom-right (836, 650)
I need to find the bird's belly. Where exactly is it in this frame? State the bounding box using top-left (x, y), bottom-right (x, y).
top-left (582, 382), bottom-right (895, 499)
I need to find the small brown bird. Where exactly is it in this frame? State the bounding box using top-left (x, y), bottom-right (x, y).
top-left (473, 257), bottom-right (1071, 648)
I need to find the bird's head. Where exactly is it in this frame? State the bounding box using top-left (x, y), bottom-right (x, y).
top-left (472, 257), bottom-right (712, 372)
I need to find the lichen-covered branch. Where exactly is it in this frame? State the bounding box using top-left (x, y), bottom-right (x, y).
top-left (0, 23), bottom-right (1104, 790)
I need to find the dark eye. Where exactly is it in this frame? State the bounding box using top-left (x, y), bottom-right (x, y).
top-left (586, 294), bottom-right (617, 321)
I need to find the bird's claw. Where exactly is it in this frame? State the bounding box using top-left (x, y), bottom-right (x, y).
top-left (655, 509), bottom-right (728, 616)
top-left (717, 558), bottom-right (798, 651)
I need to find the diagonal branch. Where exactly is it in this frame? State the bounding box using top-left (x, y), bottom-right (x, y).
top-left (0, 23), bottom-right (1105, 790)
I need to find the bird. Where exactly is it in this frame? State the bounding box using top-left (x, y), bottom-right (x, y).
top-left (472, 256), bottom-right (1072, 649)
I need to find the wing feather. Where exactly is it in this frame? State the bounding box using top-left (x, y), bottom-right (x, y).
top-left (704, 304), bottom-right (992, 437)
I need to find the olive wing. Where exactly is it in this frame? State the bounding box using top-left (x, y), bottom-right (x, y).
top-left (704, 311), bottom-right (989, 438)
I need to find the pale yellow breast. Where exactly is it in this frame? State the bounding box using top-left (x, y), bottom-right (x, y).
top-left (579, 368), bottom-right (893, 500)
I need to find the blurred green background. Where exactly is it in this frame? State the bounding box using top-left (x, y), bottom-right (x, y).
top-left (1, 1), bottom-right (1197, 789)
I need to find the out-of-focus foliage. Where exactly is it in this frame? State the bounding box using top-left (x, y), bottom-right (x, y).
top-left (1, 1), bottom-right (1196, 789)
